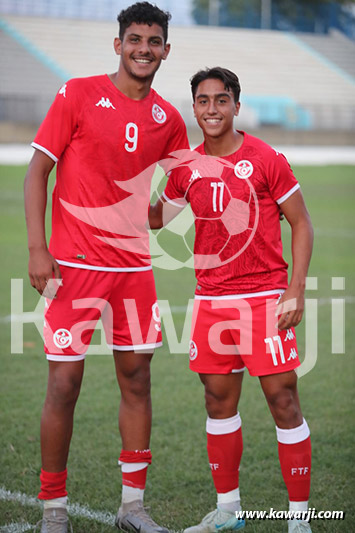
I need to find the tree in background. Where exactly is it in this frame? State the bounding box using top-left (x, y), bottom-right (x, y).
top-left (192, 0), bottom-right (355, 38)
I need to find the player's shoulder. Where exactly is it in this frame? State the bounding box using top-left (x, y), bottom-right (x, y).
top-left (57, 75), bottom-right (107, 96)
top-left (244, 132), bottom-right (274, 154)
top-left (243, 132), bottom-right (287, 165)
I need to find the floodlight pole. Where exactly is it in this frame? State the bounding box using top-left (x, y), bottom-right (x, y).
top-left (208, 0), bottom-right (219, 26)
top-left (261, 0), bottom-right (272, 29)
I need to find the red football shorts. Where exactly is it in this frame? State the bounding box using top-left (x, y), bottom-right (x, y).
top-left (189, 294), bottom-right (300, 376)
top-left (43, 266), bottom-right (162, 361)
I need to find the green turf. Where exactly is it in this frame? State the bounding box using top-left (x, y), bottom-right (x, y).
top-left (0, 164), bottom-right (354, 532)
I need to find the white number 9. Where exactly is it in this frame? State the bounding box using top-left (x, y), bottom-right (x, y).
top-left (124, 122), bottom-right (138, 152)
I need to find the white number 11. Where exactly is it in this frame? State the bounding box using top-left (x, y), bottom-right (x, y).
top-left (264, 335), bottom-right (286, 366)
top-left (211, 182), bottom-right (224, 212)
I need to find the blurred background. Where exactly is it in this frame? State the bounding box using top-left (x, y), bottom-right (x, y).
top-left (0, 0), bottom-right (354, 149)
top-left (0, 4), bottom-right (354, 530)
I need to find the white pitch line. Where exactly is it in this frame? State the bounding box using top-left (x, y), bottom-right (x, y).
top-left (0, 486), bottom-right (116, 526)
top-left (0, 523), bottom-right (33, 533)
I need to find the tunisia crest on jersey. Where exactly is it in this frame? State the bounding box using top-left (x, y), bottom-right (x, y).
top-left (152, 104), bottom-right (166, 124)
top-left (234, 160), bottom-right (254, 179)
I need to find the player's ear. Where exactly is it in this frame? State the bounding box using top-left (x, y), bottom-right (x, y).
top-left (192, 102), bottom-right (196, 117)
top-left (234, 101), bottom-right (241, 117)
top-left (162, 43), bottom-right (171, 60)
top-left (114, 37), bottom-right (122, 56)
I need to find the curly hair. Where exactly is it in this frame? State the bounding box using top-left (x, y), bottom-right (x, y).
top-left (190, 67), bottom-right (241, 103)
top-left (118, 2), bottom-right (171, 43)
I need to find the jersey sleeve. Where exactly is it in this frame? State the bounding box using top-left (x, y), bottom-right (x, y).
top-left (266, 150), bottom-right (300, 205)
top-left (32, 79), bottom-right (79, 162)
top-left (160, 108), bottom-right (190, 207)
top-left (163, 167), bottom-right (189, 208)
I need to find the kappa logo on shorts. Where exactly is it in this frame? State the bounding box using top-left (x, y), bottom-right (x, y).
top-left (285, 328), bottom-right (295, 341)
top-left (189, 340), bottom-right (198, 361)
top-left (152, 104), bottom-right (166, 124)
top-left (288, 348), bottom-right (298, 361)
top-left (53, 328), bottom-right (73, 349)
top-left (234, 160), bottom-right (254, 179)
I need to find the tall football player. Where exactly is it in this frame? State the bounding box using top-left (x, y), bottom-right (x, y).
top-left (149, 67), bottom-right (314, 533)
top-left (24, 3), bottom-right (189, 532)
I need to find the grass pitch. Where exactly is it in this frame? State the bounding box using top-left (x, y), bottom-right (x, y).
top-left (0, 163), bottom-right (354, 532)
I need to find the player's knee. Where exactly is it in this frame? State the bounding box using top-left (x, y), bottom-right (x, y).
top-left (47, 372), bottom-right (82, 407)
top-left (267, 387), bottom-right (301, 424)
top-left (120, 365), bottom-right (151, 400)
top-left (204, 389), bottom-right (235, 418)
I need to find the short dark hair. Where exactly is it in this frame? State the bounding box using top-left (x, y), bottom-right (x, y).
top-left (118, 2), bottom-right (171, 43)
top-left (190, 67), bottom-right (241, 103)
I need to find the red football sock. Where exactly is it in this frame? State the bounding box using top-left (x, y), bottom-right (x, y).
top-left (38, 468), bottom-right (68, 500)
top-left (277, 419), bottom-right (312, 502)
top-left (206, 414), bottom-right (243, 494)
top-left (119, 449), bottom-right (152, 490)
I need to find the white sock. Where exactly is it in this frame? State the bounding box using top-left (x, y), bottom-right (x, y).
top-left (121, 485), bottom-right (144, 504)
top-left (217, 488), bottom-right (241, 513)
top-left (289, 501), bottom-right (308, 513)
top-left (43, 496), bottom-right (67, 510)
top-left (120, 461), bottom-right (147, 504)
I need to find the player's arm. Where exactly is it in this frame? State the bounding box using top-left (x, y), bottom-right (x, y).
top-left (277, 189), bottom-right (314, 330)
top-left (24, 149), bottom-right (61, 296)
top-left (148, 195), bottom-right (186, 229)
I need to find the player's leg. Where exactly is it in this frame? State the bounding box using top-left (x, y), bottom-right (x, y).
top-left (37, 360), bottom-right (84, 532)
top-left (114, 349), bottom-right (152, 492)
top-left (38, 266), bottom-right (107, 532)
top-left (184, 299), bottom-right (246, 532)
top-left (107, 270), bottom-right (166, 533)
top-left (239, 294), bottom-right (312, 531)
top-left (41, 360), bottom-right (85, 472)
top-left (260, 371), bottom-right (312, 532)
top-left (114, 349), bottom-right (169, 533)
top-left (184, 372), bottom-right (245, 533)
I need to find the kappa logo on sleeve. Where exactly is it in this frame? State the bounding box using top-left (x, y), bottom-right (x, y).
top-left (58, 84), bottom-right (67, 98)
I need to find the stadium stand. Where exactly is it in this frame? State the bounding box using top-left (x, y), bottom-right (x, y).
top-left (0, 19), bottom-right (64, 124)
top-left (0, 14), bottom-right (354, 143)
top-left (298, 29), bottom-right (355, 79)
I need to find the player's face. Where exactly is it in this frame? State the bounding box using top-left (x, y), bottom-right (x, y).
top-left (193, 78), bottom-right (240, 138)
top-left (115, 23), bottom-right (170, 81)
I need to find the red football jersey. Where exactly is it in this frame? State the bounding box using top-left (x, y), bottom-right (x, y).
top-left (163, 132), bottom-right (300, 295)
top-left (32, 75), bottom-right (189, 270)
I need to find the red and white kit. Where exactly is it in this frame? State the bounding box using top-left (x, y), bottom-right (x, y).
top-left (44, 266), bottom-right (162, 360)
top-left (164, 132), bottom-right (301, 375)
top-left (33, 75), bottom-right (189, 357)
top-left (189, 295), bottom-right (299, 376)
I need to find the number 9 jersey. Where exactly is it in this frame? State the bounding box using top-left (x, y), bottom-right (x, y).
top-left (32, 75), bottom-right (189, 271)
